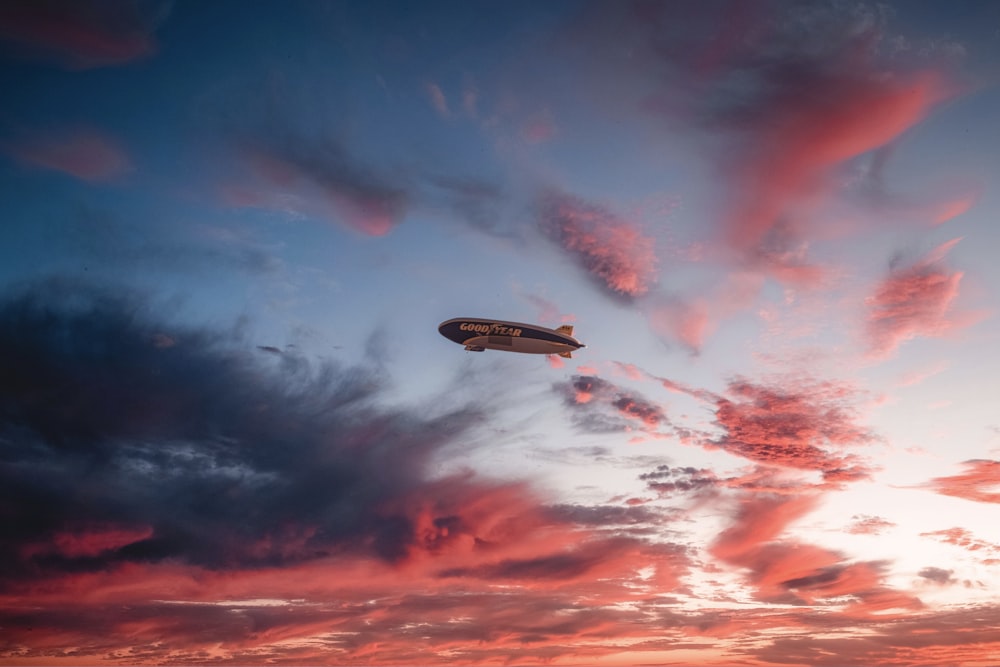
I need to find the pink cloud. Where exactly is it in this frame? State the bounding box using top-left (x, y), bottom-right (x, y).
top-left (0, 0), bottom-right (161, 69)
top-left (712, 376), bottom-right (874, 482)
top-left (930, 191), bottom-right (978, 225)
top-left (8, 130), bottom-right (132, 182)
top-left (425, 82), bottom-right (450, 117)
top-left (846, 515), bottom-right (897, 535)
top-left (710, 493), bottom-right (921, 611)
top-left (538, 190), bottom-right (657, 298)
top-left (865, 239), bottom-right (967, 359)
top-left (721, 72), bottom-right (949, 265)
top-left (921, 527), bottom-right (1000, 564)
top-left (546, 354), bottom-right (565, 369)
top-left (924, 459), bottom-right (1000, 505)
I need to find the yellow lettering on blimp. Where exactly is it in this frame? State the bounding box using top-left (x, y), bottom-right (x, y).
top-left (459, 323), bottom-right (522, 336)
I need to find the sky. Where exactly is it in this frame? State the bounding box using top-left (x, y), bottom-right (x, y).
top-left (2, 0), bottom-right (1000, 665)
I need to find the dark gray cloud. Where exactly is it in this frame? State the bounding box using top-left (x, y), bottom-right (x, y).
top-left (0, 281), bottom-right (489, 587)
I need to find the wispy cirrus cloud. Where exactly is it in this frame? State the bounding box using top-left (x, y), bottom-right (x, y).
top-left (6, 129), bottom-right (132, 182)
top-left (0, 0), bottom-right (168, 69)
top-left (538, 190), bottom-right (657, 299)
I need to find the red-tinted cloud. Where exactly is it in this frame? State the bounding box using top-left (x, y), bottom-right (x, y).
top-left (711, 494), bottom-right (920, 612)
top-left (538, 190), bottom-right (657, 299)
top-left (712, 376), bottom-right (874, 482)
top-left (711, 494), bottom-right (820, 562)
top-left (0, 0), bottom-right (163, 69)
top-left (8, 130), bottom-right (132, 182)
top-left (721, 72), bottom-right (948, 261)
top-left (924, 459), bottom-right (1000, 505)
top-left (865, 239), bottom-right (967, 359)
top-left (922, 527), bottom-right (1000, 565)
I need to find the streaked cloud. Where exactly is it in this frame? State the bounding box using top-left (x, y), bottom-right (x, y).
top-left (865, 239), bottom-right (966, 359)
top-left (538, 190), bottom-right (657, 299)
top-left (232, 139), bottom-right (408, 236)
top-left (923, 459), bottom-right (1000, 505)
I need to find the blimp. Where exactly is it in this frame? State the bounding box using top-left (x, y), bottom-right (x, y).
top-left (438, 317), bottom-right (585, 358)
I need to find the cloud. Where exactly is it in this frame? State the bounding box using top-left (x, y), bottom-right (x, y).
top-left (711, 376), bottom-right (874, 482)
top-left (917, 567), bottom-right (954, 585)
top-left (846, 515), bottom-right (896, 536)
top-left (568, 1), bottom-right (956, 284)
top-left (232, 136), bottom-right (408, 236)
top-left (920, 527), bottom-right (1000, 564)
top-left (0, 281), bottom-right (504, 584)
top-left (538, 190), bottom-right (657, 299)
top-left (425, 82), bottom-right (450, 117)
top-left (0, 281), bottom-right (706, 664)
top-left (714, 69), bottom-right (948, 264)
top-left (710, 493), bottom-right (920, 611)
top-left (640, 465), bottom-right (719, 497)
top-left (557, 375), bottom-right (668, 436)
top-left (0, 0), bottom-right (167, 69)
top-left (923, 459), bottom-right (1000, 505)
top-left (865, 239), bottom-right (967, 359)
top-left (6, 129), bottom-right (132, 182)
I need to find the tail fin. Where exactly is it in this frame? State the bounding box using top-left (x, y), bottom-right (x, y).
top-left (556, 325), bottom-right (574, 337)
top-left (558, 351), bottom-right (573, 359)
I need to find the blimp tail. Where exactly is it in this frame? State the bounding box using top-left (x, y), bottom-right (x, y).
top-left (556, 325), bottom-right (574, 336)
top-left (558, 351), bottom-right (573, 359)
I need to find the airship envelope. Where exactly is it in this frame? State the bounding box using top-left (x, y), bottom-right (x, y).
top-left (438, 317), bottom-right (585, 358)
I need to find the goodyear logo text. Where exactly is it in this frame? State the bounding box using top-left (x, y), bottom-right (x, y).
top-left (459, 322), bottom-right (522, 337)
